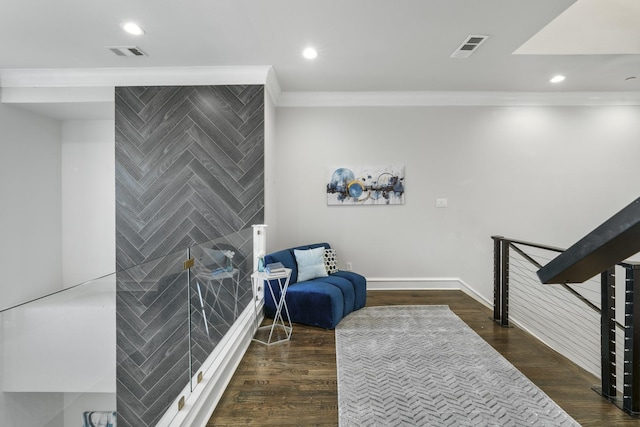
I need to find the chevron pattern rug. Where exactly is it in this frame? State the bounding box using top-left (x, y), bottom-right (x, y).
top-left (335, 305), bottom-right (580, 426)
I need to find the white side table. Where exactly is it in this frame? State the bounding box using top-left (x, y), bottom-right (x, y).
top-left (251, 268), bottom-right (293, 345)
top-left (195, 268), bottom-right (241, 336)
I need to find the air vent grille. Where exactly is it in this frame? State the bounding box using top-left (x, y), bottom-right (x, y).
top-left (467, 37), bottom-right (485, 44)
top-left (451, 35), bottom-right (489, 59)
top-left (107, 46), bottom-right (147, 57)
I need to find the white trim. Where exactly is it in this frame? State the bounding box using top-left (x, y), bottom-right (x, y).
top-left (0, 86), bottom-right (114, 104)
top-left (156, 302), bottom-right (264, 427)
top-left (264, 68), bottom-right (282, 106)
top-left (368, 276), bottom-right (464, 283)
top-left (367, 277), bottom-right (492, 309)
top-left (456, 278), bottom-right (493, 309)
top-left (3, 66), bottom-right (639, 107)
top-left (276, 90), bottom-right (640, 107)
top-left (367, 277), bottom-right (463, 290)
top-left (0, 66), bottom-right (273, 88)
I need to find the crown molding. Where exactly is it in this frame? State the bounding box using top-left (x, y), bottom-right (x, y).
top-left (1, 86), bottom-right (114, 104)
top-left (264, 67), bottom-right (282, 105)
top-left (3, 67), bottom-right (639, 107)
top-left (0, 65), bottom-right (274, 88)
top-left (277, 91), bottom-right (640, 107)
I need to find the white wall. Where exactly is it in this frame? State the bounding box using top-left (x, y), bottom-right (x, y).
top-left (3, 277), bottom-right (116, 393)
top-left (1, 275), bottom-right (115, 427)
top-left (0, 108), bottom-right (116, 427)
top-left (0, 324), bottom-right (61, 426)
top-left (61, 120), bottom-right (115, 287)
top-left (274, 105), bottom-right (640, 300)
top-left (0, 104), bottom-right (67, 427)
top-left (1, 311), bottom-right (63, 427)
top-left (0, 104), bottom-right (62, 311)
top-left (0, 389), bottom-right (63, 427)
top-left (264, 88), bottom-right (279, 249)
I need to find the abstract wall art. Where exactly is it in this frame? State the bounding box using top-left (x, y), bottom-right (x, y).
top-left (327, 166), bottom-right (405, 205)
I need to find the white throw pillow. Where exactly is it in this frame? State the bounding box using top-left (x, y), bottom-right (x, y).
top-left (294, 247), bottom-right (329, 282)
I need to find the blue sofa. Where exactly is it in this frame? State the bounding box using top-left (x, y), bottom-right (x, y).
top-left (263, 243), bottom-right (367, 329)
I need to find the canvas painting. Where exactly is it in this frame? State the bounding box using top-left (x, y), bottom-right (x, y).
top-left (327, 166), bottom-right (405, 205)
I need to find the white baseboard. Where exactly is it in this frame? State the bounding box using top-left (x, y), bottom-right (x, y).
top-left (157, 300), bottom-right (264, 427)
top-left (367, 277), bottom-right (493, 310)
top-left (367, 277), bottom-right (462, 290)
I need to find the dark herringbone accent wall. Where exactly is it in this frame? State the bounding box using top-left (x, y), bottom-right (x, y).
top-left (115, 85), bottom-right (264, 427)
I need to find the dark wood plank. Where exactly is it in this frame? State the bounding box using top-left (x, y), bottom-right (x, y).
top-left (207, 290), bottom-right (640, 426)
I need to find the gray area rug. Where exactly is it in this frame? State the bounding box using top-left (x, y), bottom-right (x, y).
top-left (335, 305), bottom-right (580, 426)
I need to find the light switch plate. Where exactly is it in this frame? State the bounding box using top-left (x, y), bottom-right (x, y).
top-left (436, 198), bottom-right (448, 208)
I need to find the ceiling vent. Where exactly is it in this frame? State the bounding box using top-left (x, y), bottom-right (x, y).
top-left (107, 46), bottom-right (147, 57)
top-left (450, 35), bottom-right (489, 58)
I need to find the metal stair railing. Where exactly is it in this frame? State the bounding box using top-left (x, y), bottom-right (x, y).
top-left (492, 235), bottom-right (640, 416)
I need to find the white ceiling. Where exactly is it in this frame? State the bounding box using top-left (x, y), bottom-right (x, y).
top-left (0, 0), bottom-right (639, 94)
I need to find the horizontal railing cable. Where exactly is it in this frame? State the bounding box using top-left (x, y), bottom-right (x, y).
top-left (494, 236), bottom-right (631, 404)
top-left (507, 247), bottom-right (601, 376)
top-left (492, 235), bottom-right (640, 414)
top-left (509, 241), bottom-right (623, 330)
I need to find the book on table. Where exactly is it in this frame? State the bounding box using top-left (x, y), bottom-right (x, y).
top-left (265, 262), bottom-right (286, 274)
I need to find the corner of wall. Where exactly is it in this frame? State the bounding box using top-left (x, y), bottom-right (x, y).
top-left (263, 78), bottom-right (279, 249)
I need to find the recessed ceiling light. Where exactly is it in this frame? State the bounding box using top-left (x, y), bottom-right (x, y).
top-left (121, 22), bottom-right (145, 36)
top-left (302, 47), bottom-right (318, 60)
top-left (550, 75), bottom-right (566, 83)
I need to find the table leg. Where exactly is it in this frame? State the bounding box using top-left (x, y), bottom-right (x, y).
top-left (253, 274), bottom-right (292, 345)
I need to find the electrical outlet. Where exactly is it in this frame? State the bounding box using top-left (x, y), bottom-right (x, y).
top-left (346, 262), bottom-right (353, 271)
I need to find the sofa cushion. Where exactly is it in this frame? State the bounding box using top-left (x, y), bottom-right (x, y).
top-left (265, 280), bottom-right (344, 329)
top-left (307, 275), bottom-right (356, 317)
top-left (265, 243), bottom-right (330, 284)
top-left (294, 247), bottom-right (328, 281)
top-left (333, 270), bottom-right (367, 310)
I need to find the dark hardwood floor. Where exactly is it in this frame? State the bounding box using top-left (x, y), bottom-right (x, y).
top-left (207, 290), bottom-right (640, 426)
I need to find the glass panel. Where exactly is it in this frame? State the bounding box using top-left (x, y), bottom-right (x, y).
top-left (0, 229), bottom-right (258, 426)
top-left (115, 250), bottom-right (189, 427)
top-left (189, 228), bottom-right (254, 380)
top-left (1, 274), bottom-right (116, 427)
